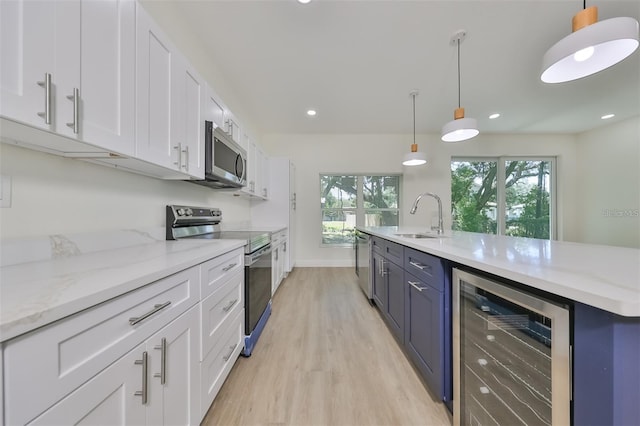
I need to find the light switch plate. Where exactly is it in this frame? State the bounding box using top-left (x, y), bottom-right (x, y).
top-left (0, 175), bottom-right (12, 208)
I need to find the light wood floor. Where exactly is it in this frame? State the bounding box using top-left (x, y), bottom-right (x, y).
top-left (202, 267), bottom-right (452, 426)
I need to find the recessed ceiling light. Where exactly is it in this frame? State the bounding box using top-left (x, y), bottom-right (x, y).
top-left (306, 109), bottom-right (317, 117)
top-left (489, 113), bottom-right (501, 119)
top-left (298, 0), bottom-right (311, 4)
top-left (601, 113), bottom-right (615, 120)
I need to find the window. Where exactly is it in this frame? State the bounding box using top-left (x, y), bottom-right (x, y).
top-left (320, 175), bottom-right (400, 246)
top-left (451, 158), bottom-right (555, 239)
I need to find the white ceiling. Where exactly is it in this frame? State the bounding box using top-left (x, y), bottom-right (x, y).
top-left (170, 0), bottom-right (640, 135)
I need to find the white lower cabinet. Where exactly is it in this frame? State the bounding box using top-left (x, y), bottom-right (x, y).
top-left (271, 229), bottom-right (288, 295)
top-left (27, 342), bottom-right (147, 426)
top-left (26, 307), bottom-right (200, 426)
top-left (2, 248), bottom-right (244, 425)
top-left (146, 307), bottom-right (200, 426)
top-left (200, 310), bottom-right (244, 421)
top-left (198, 252), bottom-right (245, 421)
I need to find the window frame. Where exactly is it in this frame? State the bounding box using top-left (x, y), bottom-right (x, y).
top-left (451, 156), bottom-right (557, 239)
top-left (320, 174), bottom-right (402, 247)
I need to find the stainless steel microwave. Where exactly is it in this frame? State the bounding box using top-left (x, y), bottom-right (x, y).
top-left (192, 121), bottom-right (246, 189)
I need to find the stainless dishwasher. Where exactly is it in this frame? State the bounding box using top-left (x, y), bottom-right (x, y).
top-left (354, 230), bottom-right (372, 300)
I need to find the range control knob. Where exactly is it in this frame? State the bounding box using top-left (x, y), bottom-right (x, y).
top-left (177, 208), bottom-right (185, 216)
top-left (185, 208), bottom-right (193, 216)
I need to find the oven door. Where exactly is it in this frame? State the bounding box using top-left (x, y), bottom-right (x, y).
top-left (245, 245), bottom-right (272, 335)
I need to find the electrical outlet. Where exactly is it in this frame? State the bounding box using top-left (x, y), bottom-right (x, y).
top-left (0, 175), bottom-right (12, 208)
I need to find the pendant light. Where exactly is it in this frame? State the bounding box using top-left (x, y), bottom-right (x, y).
top-left (541, 1), bottom-right (639, 83)
top-left (441, 30), bottom-right (479, 143)
top-left (402, 90), bottom-right (427, 166)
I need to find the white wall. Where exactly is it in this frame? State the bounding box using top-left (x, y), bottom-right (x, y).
top-left (0, 136), bottom-right (250, 240)
top-left (262, 132), bottom-right (579, 267)
top-left (575, 116), bottom-right (640, 248)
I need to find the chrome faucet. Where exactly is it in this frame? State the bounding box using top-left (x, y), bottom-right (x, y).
top-left (410, 192), bottom-right (444, 235)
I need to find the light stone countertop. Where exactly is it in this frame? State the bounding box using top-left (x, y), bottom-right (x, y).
top-left (0, 239), bottom-right (245, 342)
top-left (360, 226), bottom-right (640, 317)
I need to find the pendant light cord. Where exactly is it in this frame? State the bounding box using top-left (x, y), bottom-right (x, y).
top-left (457, 38), bottom-right (461, 109)
top-left (412, 93), bottom-right (416, 144)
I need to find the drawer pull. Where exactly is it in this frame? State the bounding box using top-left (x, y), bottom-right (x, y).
top-left (222, 298), bottom-right (238, 313)
top-left (134, 351), bottom-right (148, 404)
top-left (408, 281), bottom-right (428, 292)
top-left (222, 343), bottom-right (238, 362)
top-left (222, 262), bottom-right (237, 272)
top-left (153, 337), bottom-right (167, 385)
top-left (129, 301), bottom-right (171, 325)
top-left (409, 261), bottom-right (426, 270)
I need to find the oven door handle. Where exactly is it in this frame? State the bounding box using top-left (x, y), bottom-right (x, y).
top-left (245, 244), bottom-right (272, 266)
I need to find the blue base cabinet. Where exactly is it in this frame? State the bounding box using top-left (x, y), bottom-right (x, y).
top-left (372, 237), bottom-right (405, 345)
top-left (405, 270), bottom-right (444, 398)
top-left (573, 302), bottom-right (640, 425)
top-left (385, 258), bottom-right (405, 344)
top-left (370, 237), bottom-right (451, 408)
top-left (404, 247), bottom-right (451, 409)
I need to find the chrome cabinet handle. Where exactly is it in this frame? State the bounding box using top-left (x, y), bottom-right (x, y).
top-left (66, 87), bottom-right (79, 134)
top-left (408, 281), bottom-right (428, 292)
top-left (153, 337), bottom-right (167, 385)
top-left (134, 351), bottom-right (148, 404)
top-left (222, 298), bottom-right (238, 312)
top-left (283, 242), bottom-right (287, 252)
top-left (173, 143), bottom-right (182, 167)
top-left (409, 261), bottom-right (425, 270)
top-left (379, 259), bottom-right (387, 276)
top-left (36, 73), bottom-right (52, 124)
top-left (129, 301), bottom-right (171, 325)
top-left (275, 248), bottom-right (278, 261)
top-left (181, 145), bottom-right (189, 171)
top-left (222, 262), bottom-right (237, 272)
top-left (222, 343), bottom-right (238, 362)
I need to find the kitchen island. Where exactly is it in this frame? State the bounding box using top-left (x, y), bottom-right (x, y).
top-left (359, 226), bottom-right (640, 426)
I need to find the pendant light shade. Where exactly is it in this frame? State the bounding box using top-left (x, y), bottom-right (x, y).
top-left (541, 6), bottom-right (639, 83)
top-left (403, 144), bottom-right (427, 166)
top-left (441, 30), bottom-right (478, 143)
top-left (441, 108), bottom-right (479, 142)
top-left (402, 91), bottom-right (426, 166)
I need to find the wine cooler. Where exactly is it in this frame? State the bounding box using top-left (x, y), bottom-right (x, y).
top-left (453, 268), bottom-right (571, 426)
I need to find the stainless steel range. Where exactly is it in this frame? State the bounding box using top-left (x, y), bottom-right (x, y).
top-left (166, 205), bottom-right (272, 356)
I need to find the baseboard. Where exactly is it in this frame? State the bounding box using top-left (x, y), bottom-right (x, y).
top-left (294, 259), bottom-right (355, 268)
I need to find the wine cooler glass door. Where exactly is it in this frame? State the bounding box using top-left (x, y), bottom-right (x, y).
top-left (453, 268), bottom-right (570, 426)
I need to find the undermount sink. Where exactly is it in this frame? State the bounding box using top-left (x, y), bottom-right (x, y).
top-left (394, 233), bottom-right (443, 239)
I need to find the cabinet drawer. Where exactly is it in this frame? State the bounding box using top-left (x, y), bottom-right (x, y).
top-left (383, 239), bottom-right (404, 266)
top-left (272, 230), bottom-right (287, 246)
top-left (200, 247), bottom-right (244, 300)
top-left (404, 247), bottom-right (444, 290)
top-left (200, 268), bottom-right (244, 360)
top-left (371, 236), bottom-right (385, 255)
top-left (200, 309), bottom-right (244, 421)
top-left (3, 267), bottom-right (199, 426)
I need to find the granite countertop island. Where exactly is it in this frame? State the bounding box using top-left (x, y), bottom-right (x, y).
top-left (359, 226), bottom-right (640, 317)
top-left (0, 236), bottom-right (245, 342)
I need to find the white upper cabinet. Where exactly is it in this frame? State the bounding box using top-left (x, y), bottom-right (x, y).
top-left (135, 3), bottom-right (176, 170)
top-left (0, 0), bottom-right (135, 155)
top-left (171, 52), bottom-right (205, 179)
top-left (136, 3), bottom-right (203, 179)
top-left (80, 0), bottom-right (136, 156)
top-left (0, 0), bottom-right (80, 136)
top-left (240, 134), bottom-right (270, 200)
top-left (205, 85), bottom-right (226, 131)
